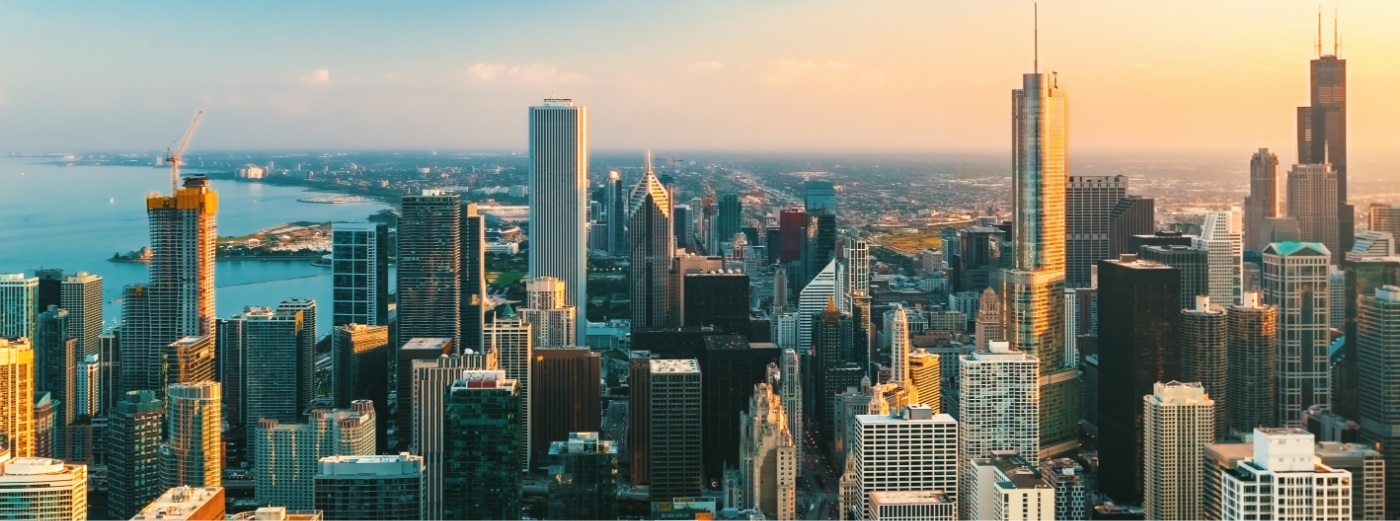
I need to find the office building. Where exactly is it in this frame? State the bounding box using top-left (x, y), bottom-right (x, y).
top-left (236, 301), bottom-right (316, 426)
top-left (1297, 38), bottom-right (1351, 257)
top-left (160, 381), bottom-right (221, 490)
top-left (1227, 292), bottom-right (1278, 435)
top-left (852, 405), bottom-right (957, 520)
top-left (408, 353), bottom-right (491, 519)
top-left (1220, 428), bottom-right (1351, 521)
top-left (130, 486), bottom-right (225, 521)
top-left (973, 287), bottom-right (1003, 350)
top-left (0, 274), bottom-right (37, 342)
top-left (330, 222), bottom-right (389, 328)
top-left (967, 452), bottom-right (1054, 521)
top-left (59, 272), bottom-right (102, 357)
top-left (546, 432), bottom-right (618, 520)
top-left (779, 348), bottom-right (802, 466)
top-left (531, 347), bottom-right (601, 465)
top-left (485, 306), bottom-right (532, 470)
top-left (1338, 254), bottom-right (1400, 419)
top-left (442, 370), bottom-right (521, 520)
top-left (1315, 441), bottom-right (1386, 520)
top-left (395, 336), bottom-right (452, 454)
top-left (649, 359), bottom-right (703, 501)
top-left (529, 98), bottom-right (589, 345)
top-left (1097, 254), bottom-right (1180, 503)
top-left (867, 490), bottom-right (954, 521)
top-left (606, 170), bottom-right (628, 256)
top-left (108, 390), bottom-right (164, 519)
top-left (777, 208), bottom-right (807, 264)
top-left (0, 339), bottom-right (34, 458)
top-left (1369, 203), bottom-right (1400, 238)
top-left (461, 203), bottom-right (486, 351)
top-left (332, 323), bottom-right (389, 451)
top-left (738, 383), bottom-right (797, 520)
top-left (1358, 285), bottom-right (1400, 517)
top-left (1245, 149), bottom-right (1284, 253)
top-left (958, 342), bottom-right (1038, 519)
top-left (0, 455), bottom-right (88, 520)
top-left (629, 157), bottom-right (675, 330)
top-left (1262, 242), bottom-right (1332, 423)
top-left (1039, 458), bottom-right (1087, 521)
top-left (1143, 381), bottom-right (1214, 521)
top-left (907, 349), bottom-right (940, 412)
top-left (34, 306), bottom-right (77, 434)
top-left (812, 299), bottom-right (854, 445)
top-left (1287, 164), bottom-right (1342, 263)
top-left (718, 192), bottom-right (742, 247)
top-left (1140, 245), bottom-right (1209, 305)
top-left (797, 259), bottom-right (838, 353)
top-left (254, 401), bottom-right (376, 510)
top-left (397, 190), bottom-right (461, 349)
top-left (1067, 175), bottom-right (1129, 288)
top-left (674, 204), bottom-right (693, 250)
top-left (1197, 211), bottom-right (1244, 305)
top-left (1108, 196), bottom-right (1155, 257)
top-left (1180, 297), bottom-right (1229, 440)
top-left (805, 211), bottom-right (837, 289)
top-left (804, 179), bottom-right (837, 215)
top-left (32, 393), bottom-right (53, 459)
top-left (518, 277), bottom-right (575, 349)
top-left (627, 351), bottom-right (654, 487)
top-left (682, 271), bottom-right (751, 336)
top-left (314, 453), bottom-right (424, 521)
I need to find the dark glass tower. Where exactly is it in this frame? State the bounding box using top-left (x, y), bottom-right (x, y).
top-left (717, 191), bottom-right (742, 246)
top-left (442, 370), bottom-right (521, 520)
top-left (1297, 28), bottom-right (1350, 256)
top-left (461, 203), bottom-right (486, 351)
top-left (398, 191), bottom-right (461, 350)
top-left (107, 390), bottom-right (164, 519)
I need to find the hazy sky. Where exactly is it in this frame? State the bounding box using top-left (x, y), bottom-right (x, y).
top-left (1, 1), bottom-right (1397, 155)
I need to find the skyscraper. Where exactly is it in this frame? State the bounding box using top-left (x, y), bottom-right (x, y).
top-left (1143, 381), bottom-right (1215, 521)
top-left (738, 383), bottom-right (797, 520)
top-left (907, 349), bottom-right (940, 411)
top-left (59, 272), bottom-right (102, 358)
top-left (330, 222), bottom-right (389, 328)
top-left (606, 170), bottom-right (628, 257)
top-left (1108, 196), bottom-right (1155, 257)
top-left (1097, 255), bottom-right (1180, 503)
top-left (779, 348), bottom-right (802, 467)
top-left (1180, 297), bottom-right (1229, 441)
top-left (804, 211), bottom-right (837, 289)
top-left (1357, 285), bottom-right (1400, 517)
top-left (974, 287), bottom-right (1004, 350)
top-left (649, 359), bottom-right (703, 502)
top-left (530, 347), bottom-right (601, 466)
top-left (0, 338), bottom-right (34, 458)
top-left (717, 191), bottom-right (742, 248)
top-left (1245, 149), bottom-right (1284, 253)
top-left (332, 323), bottom-right (389, 452)
top-left (1287, 164), bottom-right (1342, 264)
top-left (1262, 242), bottom-right (1332, 423)
top-left (253, 401), bottom-right (376, 511)
top-left (796, 259), bottom-right (837, 351)
top-left (409, 353), bottom-right (493, 519)
top-left (441, 370), bottom-right (521, 520)
top-left (0, 456), bottom-right (89, 521)
top-left (1066, 175), bottom-right (1128, 288)
top-left (518, 277), bottom-right (576, 348)
top-left (107, 390), bottom-right (164, 520)
top-left (682, 271), bottom-right (750, 336)
top-left (314, 454), bottom-right (425, 521)
top-left (628, 157), bottom-right (675, 330)
top-left (777, 208), bottom-right (807, 265)
top-left (160, 381), bottom-right (221, 490)
top-left (529, 98), bottom-right (589, 346)
top-left (34, 306), bottom-right (77, 433)
top-left (1226, 292), bottom-right (1278, 435)
top-left (1220, 428), bottom-right (1352, 521)
top-left (1297, 29), bottom-right (1351, 257)
top-left (888, 304), bottom-right (911, 385)
top-left (1337, 252), bottom-right (1400, 419)
top-left (0, 274), bottom-right (37, 341)
top-left (546, 432), bottom-right (619, 520)
top-left (486, 306), bottom-right (532, 471)
top-left (853, 405), bottom-right (958, 520)
top-left (803, 179), bottom-right (837, 215)
top-left (1369, 203), bottom-right (1400, 238)
top-left (461, 203), bottom-right (487, 351)
top-left (397, 191), bottom-right (461, 350)
top-left (1140, 245), bottom-right (1209, 310)
top-left (1196, 211), bottom-right (1244, 306)
top-left (1007, 63), bottom-right (1077, 457)
top-left (958, 341), bottom-right (1039, 519)
top-left (229, 301), bottom-right (316, 426)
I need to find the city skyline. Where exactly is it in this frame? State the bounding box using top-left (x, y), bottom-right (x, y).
top-left (1, 2), bottom-right (1398, 155)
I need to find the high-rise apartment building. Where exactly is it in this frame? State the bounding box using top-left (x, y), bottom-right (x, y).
top-left (1143, 381), bottom-right (1215, 521)
top-left (1245, 149), bottom-right (1284, 253)
top-left (1226, 292), bottom-right (1278, 435)
top-left (442, 370), bottom-right (521, 520)
top-left (108, 390), bottom-right (164, 519)
top-left (1220, 428), bottom-right (1351, 521)
top-left (531, 347), bottom-right (601, 465)
top-left (332, 323), bottom-right (389, 451)
top-left (0, 456), bottom-right (88, 520)
top-left (546, 432), bottom-right (619, 520)
top-left (409, 353), bottom-right (492, 519)
top-left (1314, 441), bottom-right (1386, 520)
top-left (887, 304), bottom-right (911, 385)
top-left (629, 157), bottom-right (676, 330)
top-left (396, 336), bottom-right (452, 454)
top-left (529, 98), bottom-right (589, 346)
top-left (1262, 242), bottom-right (1333, 423)
top-left (958, 341), bottom-right (1038, 519)
top-left (1066, 175), bottom-right (1128, 288)
top-left (397, 190), bottom-right (461, 349)
top-left (59, 272), bottom-right (102, 357)
top-left (1297, 38), bottom-right (1351, 257)
top-left (518, 277), bottom-right (575, 348)
top-left (907, 349), bottom-right (940, 412)
top-left (1097, 255), bottom-right (1180, 503)
top-left (1006, 66), bottom-right (1077, 457)
top-left (738, 383), bottom-right (797, 520)
top-left (160, 381), bottom-right (221, 490)
top-left (649, 359), bottom-right (703, 502)
top-left (163, 335), bottom-right (215, 397)
top-left (1180, 297), bottom-right (1229, 441)
top-left (461, 203), bottom-right (486, 351)
top-left (1337, 253), bottom-right (1400, 419)
top-left (0, 339), bottom-right (34, 458)
top-left (486, 306), bottom-right (532, 471)
top-left (235, 300), bottom-right (316, 426)
top-left (967, 451), bottom-right (1055, 521)
top-left (314, 453), bottom-right (425, 521)
top-left (1198, 211), bottom-right (1244, 305)
top-left (1357, 285), bottom-right (1400, 517)
top-left (0, 274), bottom-right (37, 341)
top-left (253, 401), bottom-right (376, 510)
top-left (330, 222), bottom-right (389, 328)
top-left (1108, 196), bottom-right (1155, 257)
top-left (852, 405), bottom-right (958, 520)
top-left (1287, 164), bottom-right (1342, 263)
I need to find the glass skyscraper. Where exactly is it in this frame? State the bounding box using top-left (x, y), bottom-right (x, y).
top-left (529, 98), bottom-right (589, 345)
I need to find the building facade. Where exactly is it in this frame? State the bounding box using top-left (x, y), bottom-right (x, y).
top-left (1143, 381), bottom-right (1215, 521)
top-left (546, 432), bottom-right (619, 520)
top-left (1066, 175), bottom-right (1128, 289)
top-left (253, 401), bottom-right (376, 510)
top-left (649, 359), bottom-right (703, 502)
top-left (853, 406), bottom-right (958, 520)
top-left (1263, 242), bottom-right (1333, 424)
top-left (108, 390), bottom-right (164, 519)
top-left (528, 98), bottom-right (589, 346)
top-left (957, 342), bottom-right (1038, 519)
top-left (160, 382), bottom-right (222, 490)
top-left (397, 191), bottom-right (462, 349)
top-left (330, 222), bottom-right (389, 328)
top-left (441, 370), bottom-right (521, 520)
top-left (314, 454), bottom-right (425, 521)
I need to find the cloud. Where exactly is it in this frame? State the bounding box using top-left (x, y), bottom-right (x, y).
top-left (467, 63), bottom-right (507, 81)
top-left (463, 62), bottom-right (586, 85)
top-left (300, 68), bottom-right (331, 86)
top-left (689, 61), bottom-right (724, 73)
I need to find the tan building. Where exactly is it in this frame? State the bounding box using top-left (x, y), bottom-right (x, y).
top-left (131, 486), bottom-right (226, 521)
top-left (160, 381), bottom-right (222, 489)
top-left (738, 383), bottom-right (797, 520)
top-left (0, 339), bottom-right (34, 458)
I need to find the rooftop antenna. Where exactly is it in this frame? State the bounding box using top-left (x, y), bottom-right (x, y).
top-left (1316, 6), bottom-right (1322, 57)
top-left (645, 149), bottom-right (653, 175)
top-left (1034, 3), bottom-right (1039, 73)
top-left (1333, 6), bottom-right (1339, 56)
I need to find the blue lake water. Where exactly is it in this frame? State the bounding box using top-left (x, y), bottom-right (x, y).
top-left (0, 156), bottom-right (393, 336)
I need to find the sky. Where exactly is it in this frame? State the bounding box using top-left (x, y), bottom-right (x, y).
top-left (1, 1), bottom-right (1397, 155)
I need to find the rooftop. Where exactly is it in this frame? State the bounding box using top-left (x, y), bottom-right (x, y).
top-left (650, 358), bottom-right (701, 374)
top-left (869, 490), bottom-right (950, 505)
top-left (130, 486), bottom-right (224, 520)
top-left (401, 337), bottom-right (452, 351)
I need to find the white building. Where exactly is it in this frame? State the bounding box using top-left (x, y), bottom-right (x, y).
top-left (967, 451), bottom-right (1054, 521)
top-left (1196, 211), bottom-right (1244, 306)
top-left (1220, 428), bottom-right (1352, 521)
top-left (779, 348), bottom-right (802, 467)
top-left (76, 354), bottom-right (101, 417)
top-left (887, 305), bottom-right (911, 385)
top-left (797, 259), bottom-right (838, 351)
top-left (518, 277), bottom-right (576, 348)
top-left (957, 341), bottom-right (1038, 520)
top-left (852, 405), bottom-right (957, 520)
top-left (868, 490), bottom-right (954, 521)
top-left (1262, 242), bottom-right (1332, 424)
top-left (773, 312), bottom-right (799, 350)
top-left (1144, 381), bottom-right (1215, 521)
top-left (528, 98), bottom-right (589, 345)
top-left (0, 455), bottom-right (87, 520)
top-left (253, 401), bottom-right (376, 510)
top-left (739, 383), bottom-right (797, 520)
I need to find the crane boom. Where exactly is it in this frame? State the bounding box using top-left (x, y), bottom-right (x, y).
top-left (167, 111), bottom-right (204, 195)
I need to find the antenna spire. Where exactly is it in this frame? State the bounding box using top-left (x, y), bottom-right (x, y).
top-left (645, 149), bottom-right (653, 175)
top-left (1333, 6), bottom-right (1339, 56)
top-left (1316, 6), bottom-right (1322, 57)
top-left (1034, 3), bottom-right (1039, 73)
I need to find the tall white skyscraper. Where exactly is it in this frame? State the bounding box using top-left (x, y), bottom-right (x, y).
top-left (851, 405), bottom-right (957, 520)
top-left (519, 277), bottom-right (576, 348)
top-left (797, 259), bottom-right (838, 351)
top-left (842, 237), bottom-right (870, 313)
top-left (779, 348), bottom-right (803, 467)
top-left (487, 306), bottom-right (533, 471)
top-left (1220, 428), bottom-right (1352, 521)
top-left (529, 98), bottom-right (589, 345)
top-left (958, 341), bottom-right (1039, 520)
top-left (60, 272), bottom-right (103, 357)
top-left (1262, 242), bottom-right (1332, 423)
top-left (888, 305), bottom-right (911, 385)
top-left (1144, 381), bottom-right (1215, 521)
top-left (0, 274), bottom-right (38, 341)
top-left (1196, 211), bottom-right (1244, 306)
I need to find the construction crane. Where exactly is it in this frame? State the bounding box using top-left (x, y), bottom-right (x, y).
top-left (166, 111), bottom-right (204, 195)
